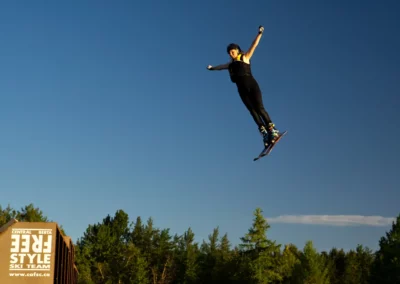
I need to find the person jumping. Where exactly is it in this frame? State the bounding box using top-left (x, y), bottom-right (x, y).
top-left (207, 25), bottom-right (280, 148)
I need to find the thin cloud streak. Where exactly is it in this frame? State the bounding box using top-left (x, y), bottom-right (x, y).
top-left (267, 215), bottom-right (396, 226)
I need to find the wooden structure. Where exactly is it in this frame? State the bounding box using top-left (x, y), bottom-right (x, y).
top-left (0, 219), bottom-right (78, 283)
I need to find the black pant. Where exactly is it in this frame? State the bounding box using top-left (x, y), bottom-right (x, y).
top-left (236, 76), bottom-right (272, 130)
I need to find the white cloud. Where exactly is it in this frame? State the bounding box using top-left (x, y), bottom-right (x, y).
top-left (267, 215), bottom-right (396, 226)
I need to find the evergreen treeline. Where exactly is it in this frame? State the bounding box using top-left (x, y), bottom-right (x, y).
top-left (1, 204), bottom-right (399, 283)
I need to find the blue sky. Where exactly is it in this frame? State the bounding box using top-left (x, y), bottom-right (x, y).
top-left (1, 0), bottom-right (399, 252)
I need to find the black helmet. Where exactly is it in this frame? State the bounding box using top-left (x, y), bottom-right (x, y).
top-left (227, 43), bottom-right (241, 54)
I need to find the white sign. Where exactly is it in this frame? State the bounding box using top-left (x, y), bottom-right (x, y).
top-left (9, 228), bottom-right (53, 273)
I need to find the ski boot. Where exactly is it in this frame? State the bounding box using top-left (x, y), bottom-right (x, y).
top-left (267, 122), bottom-right (280, 144)
top-left (259, 125), bottom-right (270, 147)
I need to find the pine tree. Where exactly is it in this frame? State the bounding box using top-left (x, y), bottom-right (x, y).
top-left (343, 250), bottom-right (359, 284)
top-left (343, 245), bottom-right (374, 284)
top-left (75, 210), bottom-right (132, 283)
top-left (239, 208), bottom-right (282, 283)
top-left (173, 227), bottom-right (200, 284)
top-left (370, 215), bottom-right (400, 283)
top-left (327, 247), bottom-right (346, 284)
top-left (0, 204), bottom-right (17, 227)
top-left (292, 240), bottom-right (330, 284)
top-left (215, 233), bottom-right (234, 282)
top-left (199, 227), bottom-right (219, 283)
top-left (183, 228), bottom-right (200, 283)
top-left (132, 254), bottom-right (151, 284)
top-left (16, 203), bottom-right (49, 222)
top-left (280, 244), bottom-right (301, 283)
top-left (355, 245), bottom-right (374, 284)
top-left (150, 228), bottom-right (175, 284)
top-left (132, 216), bottom-right (145, 250)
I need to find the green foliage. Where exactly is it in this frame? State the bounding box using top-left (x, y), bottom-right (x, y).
top-left (239, 208), bottom-right (283, 283)
top-left (280, 244), bottom-right (301, 283)
top-left (293, 241), bottom-right (330, 284)
top-left (327, 247), bottom-right (346, 284)
top-left (1, 203), bottom-right (399, 284)
top-left (0, 203), bottom-right (48, 226)
top-left (342, 245), bottom-right (374, 284)
top-left (370, 215), bottom-right (400, 283)
top-left (0, 203), bottom-right (67, 235)
top-left (0, 204), bottom-right (17, 226)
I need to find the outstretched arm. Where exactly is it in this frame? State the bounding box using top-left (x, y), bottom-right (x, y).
top-left (244, 26), bottom-right (264, 61)
top-left (207, 63), bottom-right (229, 71)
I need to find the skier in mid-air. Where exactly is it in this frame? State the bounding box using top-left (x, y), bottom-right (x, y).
top-left (207, 25), bottom-right (281, 148)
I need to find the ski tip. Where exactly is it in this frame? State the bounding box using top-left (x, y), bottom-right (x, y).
top-left (280, 130), bottom-right (288, 135)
